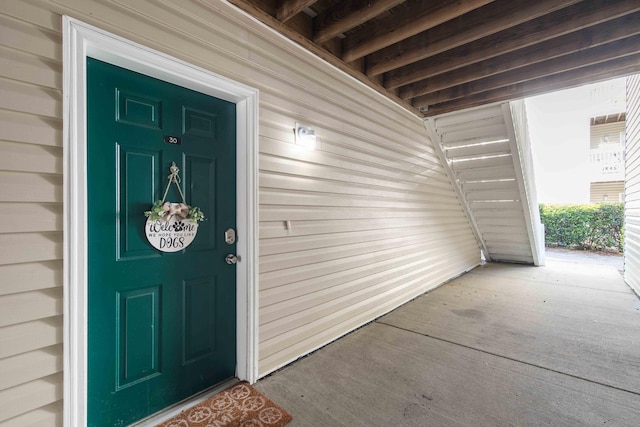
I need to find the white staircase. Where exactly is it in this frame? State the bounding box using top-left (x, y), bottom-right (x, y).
top-left (425, 101), bottom-right (545, 265)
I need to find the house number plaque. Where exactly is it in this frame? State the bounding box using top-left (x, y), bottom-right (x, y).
top-left (164, 134), bottom-right (182, 145)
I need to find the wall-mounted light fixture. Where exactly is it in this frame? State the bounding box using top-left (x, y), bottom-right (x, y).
top-left (295, 122), bottom-right (317, 150)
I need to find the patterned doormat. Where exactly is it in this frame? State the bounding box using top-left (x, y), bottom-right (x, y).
top-left (157, 382), bottom-right (292, 427)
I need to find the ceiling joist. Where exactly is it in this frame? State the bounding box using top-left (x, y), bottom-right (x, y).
top-left (400, 13), bottom-right (640, 100)
top-left (313, 0), bottom-right (404, 44)
top-left (341, 0), bottom-right (494, 63)
top-left (227, 0), bottom-right (640, 117)
top-left (385, 0), bottom-right (640, 90)
top-left (424, 53), bottom-right (640, 116)
top-left (277, 0), bottom-right (318, 22)
top-left (413, 35), bottom-right (640, 107)
top-left (365, 0), bottom-right (582, 77)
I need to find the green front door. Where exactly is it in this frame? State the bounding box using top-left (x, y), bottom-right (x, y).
top-left (87, 58), bottom-right (237, 426)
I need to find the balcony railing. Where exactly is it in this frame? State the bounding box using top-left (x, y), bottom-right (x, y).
top-left (590, 146), bottom-right (624, 181)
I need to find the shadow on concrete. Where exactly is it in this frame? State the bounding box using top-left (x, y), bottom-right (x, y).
top-left (257, 255), bottom-right (640, 426)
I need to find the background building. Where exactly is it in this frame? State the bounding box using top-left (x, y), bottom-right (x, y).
top-left (528, 78), bottom-right (627, 204)
top-left (589, 113), bottom-right (626, 203)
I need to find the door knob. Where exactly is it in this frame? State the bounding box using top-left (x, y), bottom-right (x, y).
top-left (225, 254), bottom-right (239, 265)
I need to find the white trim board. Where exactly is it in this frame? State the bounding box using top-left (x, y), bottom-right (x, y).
top-left (62, 17), bottom-right (259, 427)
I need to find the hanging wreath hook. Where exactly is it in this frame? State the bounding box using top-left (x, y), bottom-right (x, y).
top-left (160, 161), bottom-right (186, 205)
top-left (144, 161), bottom-right (205, 222)
top-left (168, 162), bottom-right (181, 184)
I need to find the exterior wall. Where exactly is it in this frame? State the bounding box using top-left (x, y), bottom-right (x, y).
top-left (625, 74), bottom-right (640, 295)
top-left (0, 0), bottom-right (479, 424)
top-left (590, 181), bottom-right (625, 203)
top-left (0, 1), bottom-right (65, 425)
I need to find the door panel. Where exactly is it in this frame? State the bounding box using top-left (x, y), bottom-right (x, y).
top-left (183, 276), bottom-right (217, 364)
top-left (183, 106), bottom-right (217, 137)
top-left (116, 285), bottom-right (161, 390)
top-left (87, 58), bottom-right (236, 426)
top-left (117, 146), bottom-right (161, 260)
top-left (116, 89), bottom-right (162, 129)
top-left (185, 155), bottom-right (216, 251)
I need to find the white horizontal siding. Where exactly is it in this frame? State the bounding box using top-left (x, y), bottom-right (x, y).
top-left (0, 232), bottom-right (62, 265)
top-left (0, 110), bottom-right (62, 147)
top-left (0, 141), bottom-right (62, 174)
top-left (590, 181), bottom-right (624, 203)
top-left (0, 316), bottom-right (63, 360)
top-left (0, 14), bottom-right (61, 61)
top-left (0, 288), bottom-right (62, 328)
top-left (0, 172), bottom-right (62, 203)
top-left (625, 74), bottom-right (640, 295)
top-left (0, 77), bottom-right (61, 118)
top-left (0, 344), bottom-right (62, 391)
top-left (0, 4), bottom-right (64, 424)
top-left (0, 373), bottom-right (63, 423)
top-left (0, 261), bottom-right (62, 296)
top-left (259, 246), bottom-right (480, 370)
top-left (0, 203), bottom-right (62, 234)
top-left (0, 0), bottom-right (480, 423)
top-left (0, 401), bottom-right (63, 427)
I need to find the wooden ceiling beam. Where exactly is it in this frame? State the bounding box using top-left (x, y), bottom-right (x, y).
top-left (413, 35), bottom-right (640, 107)
top-left (384, 0), bottom-right (640, 90)
top-left (419, 53), bottom-right (640, 117)
top-left (341, 0), bottom-right (494, 63)
top-left (366, 0), bottom-right (581, 77)
top-left (313, 0), bottom-right (405, 44)
top-left (399, 12), bottom-right (640, 100)
top-left (277, 0), bottom-right (318, 23)
top-left (226, 0), bottom-right (420, 115)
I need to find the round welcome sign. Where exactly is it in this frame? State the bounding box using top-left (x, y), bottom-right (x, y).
top-left (144, 163), bottom-right (205, 252)
top-left (145, 209), bottom-right (199, 252)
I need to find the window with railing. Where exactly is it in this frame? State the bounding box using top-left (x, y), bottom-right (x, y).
top-left (590, 143), bottom-right (625, 180)
top-left (589, 114), bottom-right (626, 182)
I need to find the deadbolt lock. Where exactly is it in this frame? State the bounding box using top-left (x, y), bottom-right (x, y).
top-left (225, 228), bottom-right (236, 245)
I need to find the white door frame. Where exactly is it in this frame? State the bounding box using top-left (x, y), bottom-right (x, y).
top-left (62, 17), bottom-right (259, 427)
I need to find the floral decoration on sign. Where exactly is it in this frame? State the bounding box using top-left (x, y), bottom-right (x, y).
top-left (145, 200), bottom-right (205, 223)
top-left (144, 162), bottom-right (204, 252)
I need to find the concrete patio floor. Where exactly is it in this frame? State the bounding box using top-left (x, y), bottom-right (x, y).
top-left (255, 253), bottom-right (640, 426)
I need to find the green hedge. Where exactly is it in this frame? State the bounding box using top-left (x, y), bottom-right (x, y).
top-left (539, 203), bottom-right (624, 252)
